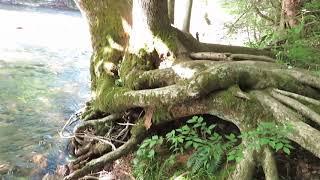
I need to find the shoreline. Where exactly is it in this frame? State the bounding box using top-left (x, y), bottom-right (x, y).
top-left (0, 1), bottom-right (78, 11)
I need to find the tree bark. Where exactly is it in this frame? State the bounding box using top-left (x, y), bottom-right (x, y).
top-left (280, 0), bottom-right (300, 28)
top-left (168, 0), bottom-right (175, 24)
top-left (63, 1), bottom-right (320, 179)
top-left (181, 0), bottom-right (193, 33)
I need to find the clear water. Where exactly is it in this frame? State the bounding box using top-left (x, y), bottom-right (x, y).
top-left (0, 4), bottom-right (91, 178)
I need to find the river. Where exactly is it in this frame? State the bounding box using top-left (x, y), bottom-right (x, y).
top-left (0, 3), bottom-right (91, 179)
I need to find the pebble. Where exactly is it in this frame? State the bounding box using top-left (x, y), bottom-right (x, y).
top-left (32, 154), bottom-right (48, 169)
top-left (0, 163), bottom-right (11, 174)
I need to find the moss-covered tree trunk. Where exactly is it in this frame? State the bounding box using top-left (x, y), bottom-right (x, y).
top-left (64, 1), bottom-right (320, 179)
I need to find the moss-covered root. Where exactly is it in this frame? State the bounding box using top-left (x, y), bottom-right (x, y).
top-left (229, 145), bottom-right (278, 180)
top-left (260, 148), bottom-right (279, 180)
top-left (100, 62), bottom-right (319, 113)
top-left (271, 90), bottom-right (320, 125)
top-left (189, 52), bottom-right (276, 62)
top-left (228, 147), bottom-right (256, 180)
top-left (254, 91), bottom-right (320, 158)
top-left (273, 89), bottom-right (320, 106)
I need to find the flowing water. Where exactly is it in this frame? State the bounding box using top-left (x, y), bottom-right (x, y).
top-left (0, 4), bottom-right (91, 179)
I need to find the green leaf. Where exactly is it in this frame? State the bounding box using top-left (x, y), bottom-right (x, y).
top-left (283, 147), bottom-right (291, 155)
top-left (193, 137), bottom-right (203, 143)
top-left (151, 135), bottom-right (158, 140)
top-left (147, 149), bottom-right (155, 158)
top-left (269, 141), bottom-right (276, 148)
top-left (198, 117), bottom-right (204, 123)
top-left (166, 130), bottom-right (175, 138)
top-left (178, 137), bottom-right (184, 143)
top-left (149, 140), bottom-right (157, 148)
top-left (284, 143), bottom-right (294, 149)
top-left (208, 124), bottom-right (216, 130)
top-left (235, 157), bottom-right (242, 162)
top-left (275, 143), bottom-right (284, 151)
top-left (193, 123), bottom-right (201, 128)
top-left (185, 141), bottom-right (193, 149)
top-left (187, 116), bottom-right (198, 123)
top-left (226, 133), bottom-right (236, 141)
top-left (206, 129), bottom-right (212, 135)
top-left (259, 138), bottom-right (270, 145)
top-left (140, 142), bottom-right (149, 148)
top-left (181, 125), bottom-right (190, 131)
top-left (227, 155), bottom-right (235, 161)
top-left (193, 143), bottom-right (199, 149)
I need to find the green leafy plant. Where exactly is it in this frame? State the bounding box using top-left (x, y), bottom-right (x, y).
top-left (133, 117), bottom-right (294, 179)
top-left (166, 116), bottom-right (240, 175)
top-left (241, 122), bottom-right (294, 155)
top-left (133, 135), bottom-right (164, 179)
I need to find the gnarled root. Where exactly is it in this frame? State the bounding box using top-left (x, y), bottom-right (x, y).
top-left (228, 147), bottom-right (255, 180)
top-left (254, 91), bottom-right (320, 158)
top-left (64, 57), bottom-right (320, 179)
top-left (64, 127), bottom-right (146, 180)
top-left (260, 148), bottom-right (279, 180)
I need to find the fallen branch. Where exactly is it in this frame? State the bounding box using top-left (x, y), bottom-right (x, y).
top-left (189, 52), bottom-right (228, 61)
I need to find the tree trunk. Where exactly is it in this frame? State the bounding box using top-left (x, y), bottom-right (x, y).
top-left (181, 0), bottom-right (193, 33)
top-left (280, 0), bottom-right (300, 28)
top-left (168, 0), bottom-right (175, 24)
top-left (63, 0), bottom-right (320, 179)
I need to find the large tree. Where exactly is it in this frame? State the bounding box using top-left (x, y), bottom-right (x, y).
top-left (64, 0), bottom-right (320, 179)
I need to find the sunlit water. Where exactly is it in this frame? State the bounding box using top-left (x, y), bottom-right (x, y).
top-left (0, 4), bottom-right (91, 179)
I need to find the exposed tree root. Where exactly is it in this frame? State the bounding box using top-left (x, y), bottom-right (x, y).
top-left (103, 61), bottom-right (318, 113)
top-left (64, 129), bottom-right (146, 180)
top-left (67, 1), bottom-right (320, 179)
top-left (75, 114), bottom-right (122, 133)
top-left (63, 43), bottom-right (320, 180)
top-left (189, 52), bottom-right (229, 61)
top-left (271, 90), bottom-right (320, 125)
top-left (175, 27), bottom-right (275, 57)
top-left (283, 69), bottom-right (320, 90)
top-left (260, 148), bottom-right (279, 180)
top-left (274, 88), bottom-right (320, 106)
top-left (254, 91), bottom-right (320, 158)
top-left (229, 54), bottom-right (276, 62)
top-left (228, 147), bottom-right (255, 180)
top-left (189, 52), bottom-right (276, 62)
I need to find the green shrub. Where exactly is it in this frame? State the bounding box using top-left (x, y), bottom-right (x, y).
top-left (132, 116), bottom-right (294, 179)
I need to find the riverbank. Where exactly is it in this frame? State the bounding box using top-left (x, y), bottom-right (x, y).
top-left (0, 0), bottom-right (77, 10)
top-left (0, 4), bottom-right (90, 178)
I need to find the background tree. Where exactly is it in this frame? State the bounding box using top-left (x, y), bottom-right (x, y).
top-left (181, 0), bottom-right (193, 32)
top-left (222, 0), bottom-right (320, 67)
top-left (63, 0), bottom-right (320, 179)
top-left (168, 0), bottom-right (175, 24)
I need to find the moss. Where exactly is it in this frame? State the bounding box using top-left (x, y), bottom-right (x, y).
top-left (93, 74), bottom-right (129, 112)
top-left (130, 119), bottom-right (146, 137)
top-left (152, 107), bottom-right (173, 125)
top-left (79, 0), bottom-right (131, 91)
top-left (153, 28), bottom-right (178, 54)
top-left (80, 0), bottom-right (130, 50)
top-left (119, 52), bottom-right (156, 89)
top-left (211, 87), bottom-right (273, 127)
